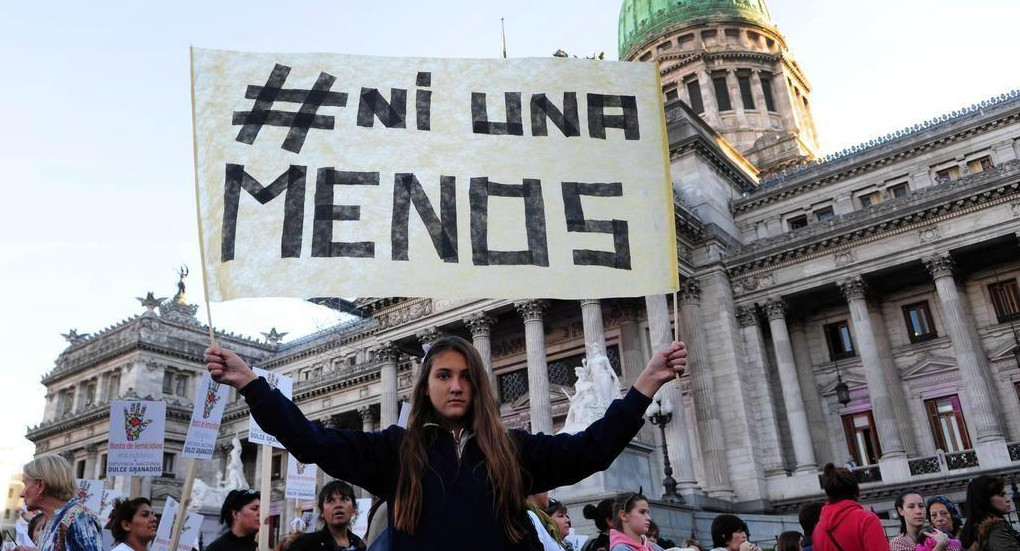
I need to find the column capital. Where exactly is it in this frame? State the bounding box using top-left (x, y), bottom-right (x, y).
top-left (85, 443), bottom-right (99, 455)
top-left (514, 300), bottom-right (548, 322)
top-left (372, 342), bottom-right (400, 363)
top-left (417, 327), bottom-right (442, 347)
top-left (463, 312), bottom-right (496, 338)
top-left (735, 304), bottom-right (759, 327)
top-left (923, 252), bottom-right (955, 280)
top-left (579, 298), bottom-right (601, 307)
top-left (838, 276), bottom-right (868, 302)
top-left (678, 279), bottom-right (702, 304)
top-left (763, 298), bottom-right (787, 321)
top-left (357, 406), bottom-right (373, 420)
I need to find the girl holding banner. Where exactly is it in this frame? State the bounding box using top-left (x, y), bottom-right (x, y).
top-left (206, 336), bottom-right (687, 551)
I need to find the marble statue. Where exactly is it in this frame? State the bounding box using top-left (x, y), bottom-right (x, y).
top-left (587, 342), bottom-right (620, 408)
top-left (558, 343), bottom-right (620, 434)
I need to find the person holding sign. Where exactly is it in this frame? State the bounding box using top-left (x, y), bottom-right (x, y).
top-left (205, 490), bottom-right (260, 551)
top-left (17, 455), bottom-right (103, 551)
top-left (289, 481), bottom-right (365, 551)
top-left (106, 498), bottom-right (158, 551)
top-left (206, 336), bottom-right (687, 551)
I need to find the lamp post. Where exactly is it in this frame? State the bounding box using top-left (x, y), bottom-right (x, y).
top-left (834, 359), bottom-right (851, 407)
top-left (646, 395), bottom-right (683, 504)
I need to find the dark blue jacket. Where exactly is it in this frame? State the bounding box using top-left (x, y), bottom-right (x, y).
top-left (240, 377), bottom-right (652, 551)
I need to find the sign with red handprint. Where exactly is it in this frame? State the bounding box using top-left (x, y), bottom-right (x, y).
top-left (73, 479), bottom-right (104, 514)
top-left (183, 375), bottom-right (230, 460)
top-left (249, 367), bottom-right (293, 448)
top-left (107, 400), bottom-right (165, 476)
top-left (285, 453), bottom-right (317, 500)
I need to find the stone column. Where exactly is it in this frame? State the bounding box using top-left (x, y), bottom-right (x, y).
top-left (84, 444), bottom-right (99, 479)
top-left (838, 277), bottom-right (906, 458)
top-left (677, 281), bottom-right (732, 496)
top-left (769, 71), bottom-right (800, 132)
top-left (580, 299), bottom-right (607, 360)
top-left (515, 300), bottom-right (552, 434)
top-left (374, 343), bottom-right (400, 428)
top-left (616, 301), bottom-right (646, 386)
top-left (664, 285), bottom-right (701, 495)
top-left (764, 299), bottom-right (818, 473)
top-left (750, 69), bottom-right (768, 112)
top-left (697, 69), bottom-right (721, 126)
top-left (464, 312), bottom-right (497, 391)
top-left (735, 304), bottom-right (785, 477)
top-left (358, 406), bottom-right (374, 432)
top-left (924, 254), bottom-right (1006, 448)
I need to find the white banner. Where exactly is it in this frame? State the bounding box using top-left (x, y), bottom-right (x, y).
top-left (192, 49), bottom-right (678, 301)
top-left (107, 401), bottom-right (166, 476)
top-left (183, 375), bottom-right (230, 459)
top-left (248, 368), bottom-right (293, 448)
top-left (151, 497), bottom-right (204, 551)
top-left (73, 479), bottom-right (104, 514)
top-left (284, 453), bottom-right (317, 500)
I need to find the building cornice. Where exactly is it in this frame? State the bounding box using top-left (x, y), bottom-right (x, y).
top-left (726, 161), bottom-right (1020, 277)
top-left (26, 400), bottom-right (192, 442)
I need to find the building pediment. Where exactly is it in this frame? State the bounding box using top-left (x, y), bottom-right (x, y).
top-left (989, 340), bottom-right (1020, 363)
top-left (901, 354), bottom-right (958, 381)
top-left (820, 373), bottom-right (867, 396)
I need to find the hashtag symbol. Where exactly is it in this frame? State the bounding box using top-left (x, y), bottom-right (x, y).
top-left (232, 63), bottom-right (347, 153)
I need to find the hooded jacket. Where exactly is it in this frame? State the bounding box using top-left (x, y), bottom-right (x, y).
top-left (811, 499), bottom-right (889, 551)
top-left (241, 376), bottom-right (651, 551)
top-left (608, 529), bottom-right (662, 551)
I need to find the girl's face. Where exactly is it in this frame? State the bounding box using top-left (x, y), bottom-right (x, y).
top-left (232, 499), bottom-right (261, 536)
top-left (991, 490), bottom-right (1012, 515)
top-left (897, 494), bottom-right (925, 530)
top-left (620, 499), bottom-right (651, 539)
top-left (726, 530), bottom-right (748, 551)
top-left (426, 350), bottom-right (474, 428)
top-left (125, 504), bottom-right (158, 543)
top-left (929, 502), bottom-right (954, 532)
top-left (551, 509), bottom-right (570, 539)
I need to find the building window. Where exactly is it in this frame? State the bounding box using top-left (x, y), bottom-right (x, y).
top-left (737, 73), bottom-right (755, 110)
top-left (967, 156), bottom-right (994, 173)
top-left (162, 453), bottom-right (176, 478)
top-left (685, 80), bottom-right (705, 114)
top-left (99, 454), bottom-right (107, 480)
top-left (989, 279), bottom-right (1020, 323)
top-left (902, 301), bottom-right (938, 343)
top-left (162, 371), bottom-right (174, 394)
top-left (814, 207), bottom-right (835, 221)
top-left (760, 73), bottom-right (776, 112)
top-left (825, 321), bottom-right (856, 360)
top-left (75, 460), bottom-right (86, 479)
top-left (858, 191), bottom-right (881, 209)
top-left (108, 373), bottom-right (121, 400)
top-left (664, 87), bottom-right (678, 103)
top-left (271, 454), bottom-right (283, 480)
top-left (174, 374), bottom-right (188, 397)
top-left (713, 75), bottom-right (732, 111)
top-left (842, 411), bottom-right (882, 466)
top-left (888, 183), bottom-right (909, 199)
top-left (924, 395), bottom-right (971, 452)
top-left (935, 166), bottom-right (960, 183)
top-left (497, 369), bottom-right (529, 403)
top-left (787, 214), bottom-right (808, 230)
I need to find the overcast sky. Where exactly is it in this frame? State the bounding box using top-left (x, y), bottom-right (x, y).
top-left (1, 0), bottom-right (1017, 465)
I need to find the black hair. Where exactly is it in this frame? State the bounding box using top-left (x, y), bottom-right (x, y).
top-left (613, 492), bottom-right (648, 522)
top-left (711, 514), bottom-right (749, 547)
top-left (819, 463), bottom-right (859, 502)
top-left (582, 498), bottom-right (616, 532)
top-left (777, 531), bottom-right (803, 551)
top-left (798, 501), bottom-right (824, 537)
top-left (105, 497), bottom-right (151, 543)
top-left (894, 491), bottom-right (924, 535)
top-left (220, 488), bottom-right (259, 526)
top-left (317, 480), bottom-right (357, 513)
top-left (960, 475), bottom-right (1006, 548)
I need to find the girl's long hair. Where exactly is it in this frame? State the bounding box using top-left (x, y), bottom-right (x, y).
top-left (960, 475), bottom-right (1006, 548)
top-left (392, 335), bottom-right (528, 542)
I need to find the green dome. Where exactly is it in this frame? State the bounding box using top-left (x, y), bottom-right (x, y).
top-left (618, 0), bottom-right (773, 59)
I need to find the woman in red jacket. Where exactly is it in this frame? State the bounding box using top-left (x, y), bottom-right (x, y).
top-left (812, 463), bottom-right (889, 551)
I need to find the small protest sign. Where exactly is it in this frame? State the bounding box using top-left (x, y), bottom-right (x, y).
top-left (73, 479), bottom-right (104, 514)
top-left (107, 401), bottom-right (166, 476)
top-left (183, 374), bottom-right (230, 459)
top-left (151, 497), bottom-right (204, 551)
top-left (284, 453), bottom-right (317, 500)
top-left (248, 368), bottom-right (293, 448)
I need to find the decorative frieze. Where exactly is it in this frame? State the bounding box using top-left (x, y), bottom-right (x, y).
top-left (834, 250), bottom-right (856, 266)
top-left (377, 299), bottom-right (433, 329)
top-left (918, 226), bottom-right (942, 244)
top-left (732, 273), bottom-right (774, 296)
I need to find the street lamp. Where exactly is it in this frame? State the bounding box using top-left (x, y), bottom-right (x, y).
top-left (834, 360), bottom-right (851, 407)
top-left (646, 395), bottom-right (683, 504)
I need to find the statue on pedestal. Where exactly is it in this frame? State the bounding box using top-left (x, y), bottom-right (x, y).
top-left (558, 343), bottom-right (621, 434)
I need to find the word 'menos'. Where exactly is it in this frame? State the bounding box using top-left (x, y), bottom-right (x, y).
top-left (220, 167), bottom-right (632, 271)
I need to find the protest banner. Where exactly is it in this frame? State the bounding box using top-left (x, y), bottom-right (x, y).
top-left (192, 49), bottom-right (677, 301)
top-left (98, 488), bottom-right (124, 527)
top-left (182, 374), bottom-right (230, 459)
top-left (107, 401), bottom-right (166, 476)
top-left (152, 497), bottom-right (204, 551)
top-left (73, 479), bottom-right (104, 514)
top-left (249, 368), bottom-right (293, 448)
top-left (284, 454), bottom-right (317, 500)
